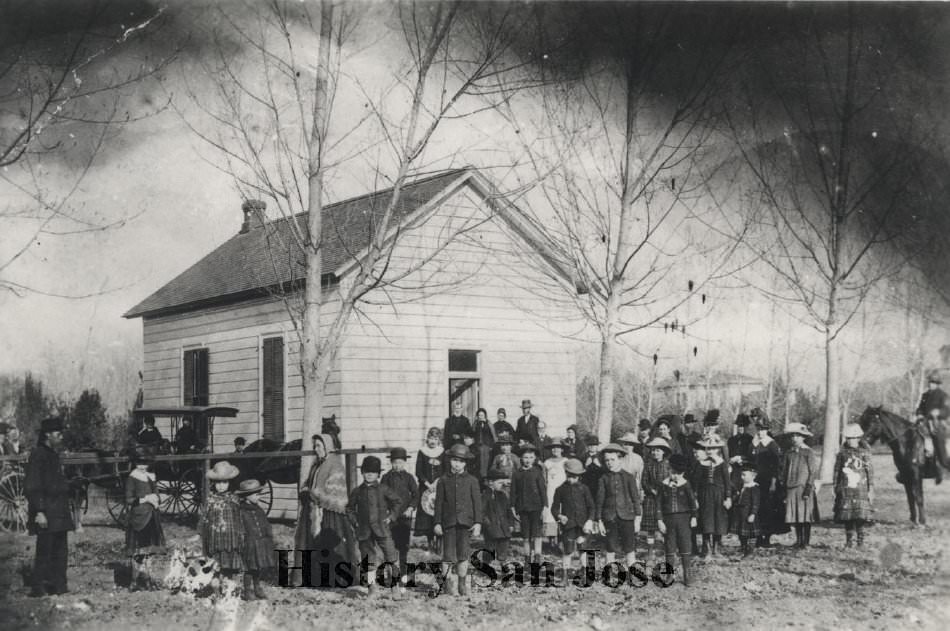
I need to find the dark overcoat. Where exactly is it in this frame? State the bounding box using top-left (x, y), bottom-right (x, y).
top-left (25, 443), bottom-right (75, 535)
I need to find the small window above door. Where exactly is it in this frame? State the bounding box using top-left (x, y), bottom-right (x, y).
top-left (449, 349), bottom-right (479, 373)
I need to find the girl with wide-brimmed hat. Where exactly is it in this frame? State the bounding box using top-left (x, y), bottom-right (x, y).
top-left (198, 461), bottom-right (245, 583)
top-left (236, 478), bottom-right (275, 600)
top-left (695, 434), bottom-right (731, 559)
top-left (781, 423), bottom-right (819, 549)
top-left (833, 424), bottom-right (874, 549)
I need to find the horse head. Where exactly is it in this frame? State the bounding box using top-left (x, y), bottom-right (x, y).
top-left (858, 406), bottom-right (885, 445)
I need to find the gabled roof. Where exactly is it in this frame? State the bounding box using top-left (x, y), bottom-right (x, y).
top-left (125, 167), bottom-right (570, 319)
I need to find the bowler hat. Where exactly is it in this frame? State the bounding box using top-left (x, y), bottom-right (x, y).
top-left (388, 447), bottom-right (410, 461)
top-left (446, 444), bottom-right (475, 460)
top-left (617, 432), bottom-right (639, 445)
top-left (584, 435), bottom-right (601, 447)
top-left (600, 443), bottom-right (625, 455)
top-left (735, 414), bottom-right (752, 428)
top-left (645, 437), bottom-right (672, 453)
top-left (361, 456), bottom-right (382, 473)
top-left (683, 414), bottom-right (696, 425)
top-left (703, 409), bottom-right (721, 426)
top-left (487, 468), bottom-right (508, 481)
top-left (40, 417), bottom-right (64, 433)
top-left (521, 399), bottom-right (532, 409)
top-left (564, 458), bottom-right (585, 476)
top-left (235, 479), bottom-right (265, 495)
top-left (928, 373), bottom-right (942, 384)
top-left (207, 461), bottom-right (240, 481)
top-left (740, 460), bottom-right (757, 473)
top-left (842, 424), bottom-right (864, 440)
top-left (669, 454), bottom-right (689, 473)
top-left (783, 422), bottom-right (813, 438)
top-left (638, 418), bottom-right (653, 431)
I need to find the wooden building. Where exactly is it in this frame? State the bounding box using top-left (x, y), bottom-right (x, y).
top-left (125, 168), bottom-right (578, 517)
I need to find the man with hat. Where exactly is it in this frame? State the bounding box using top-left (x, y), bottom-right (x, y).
top-left (24, 417), bottom-right (74, 596)
top-left (515, 399), bottom-right (542, 450)
top-left (636, 419), bottom-right (653, 447)
top-left (382, 447), bottom-right (418, 579)
top-left (346, 455), bottom-right (406, 595)
top-left (433, 444), bottom-right (482, 596)
top-left (916, 374), bottom-right (947, 420)
top-left (136, 415), bottom-right (163, 447)
top-left (594, 443), bottom-right (642, 569)
top-left (781, 422), bottom-right (819, 549)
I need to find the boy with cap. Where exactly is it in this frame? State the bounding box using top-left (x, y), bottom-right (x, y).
top-left (434, 444), bottom-right (482, 596)
top-left (481, 468), bottom-right (513, 562)
top-left (552, 458), bottom-right (595, 583)
top-left (580, 437), bottom-right (604, 497)
top-left (491, 433), bottom-right (519, 480)
top-left (657, 454), bottom-right (699, 587)
top-left (382, 447), bottom-right (418, 579)
top-left (347, 456), bottom-right (407, 595)
top-left (510, 443), bottom-right (547, 563)
top-left (730, 461), bottom-right (760, 559)
top-left (595, 443), bottom-right (642, 569)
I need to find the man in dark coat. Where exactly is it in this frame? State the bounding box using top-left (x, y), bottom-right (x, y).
top-left (916, 375), bottom-right (948, 419)
top-left (25, 417), bottom-right (75, 596)
top-left (515, 399), bottom-right (541, 448)
top-left (136, 415), bottom-right (163, 447)
top-left (443, 400), bottom-right (473, 449)
top-left (175, 418), bottom-right (200, 453)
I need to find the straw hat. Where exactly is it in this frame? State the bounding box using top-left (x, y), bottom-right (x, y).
top-left (842, 424), bottom-right (864, 439)
top-left (645, 437), bottom-right (672, 453)
top-left (446, 444), bottom-right (475, 460)
top-left (600, 443), bottom-right (625, 455)
top-left (207, 461), bottom-right (240, 481)
top-left (617, 432), bottom-right (639, 445)
top-left (564, 458), bottom-right (586, 476)
top-left (783, 422), bottom-right (813, 437)
top-left (235, 479), bottom-right (265, 495)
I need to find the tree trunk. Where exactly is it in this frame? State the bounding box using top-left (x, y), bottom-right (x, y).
top-left (299, 0), bottom-right (334, 484)
top-left (596, 293), bottom-right (622, 444)
top-left (820, 326), bottom-right (841, 482)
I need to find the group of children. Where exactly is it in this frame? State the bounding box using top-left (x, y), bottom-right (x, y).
top-left (122, 414), bottom-right (875, 599)
top-left (123, 451), bottom-right (276, 600)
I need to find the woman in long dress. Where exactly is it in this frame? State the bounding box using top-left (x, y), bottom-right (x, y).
top-left (414, 427), bottom-right (446, 553)
top-left (294, 433), bottom-right (358, 587)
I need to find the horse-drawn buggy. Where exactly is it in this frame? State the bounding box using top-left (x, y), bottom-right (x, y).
top-left (0, 406), bottom-right (311, 532)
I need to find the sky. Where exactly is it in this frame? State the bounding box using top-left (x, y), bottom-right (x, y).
top-left (2, 1), bottom-right (949, 414)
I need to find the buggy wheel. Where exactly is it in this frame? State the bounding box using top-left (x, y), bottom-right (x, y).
top-left (0, 468), bottom-right (28, 533)
top-left (106, 483), bottom-right (130, 528)
top-left (260, 479), bottom-right (274, 516)
top-left (158, 469), bottom-right (200, 520)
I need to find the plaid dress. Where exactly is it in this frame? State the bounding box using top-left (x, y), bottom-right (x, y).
top-left (730, 484), bottom-right (760, 538)
top-left (641, 457), bottom-right (671, 533)
top-left (696, 457), bottom-right (731, 535)
top-left (199, 492), bottom-right (245, 571)
top-left (833, 445), bottom-right (873, 522)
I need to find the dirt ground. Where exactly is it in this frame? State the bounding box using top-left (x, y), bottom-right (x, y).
top-left (2, 454), bottom-right (949, 631)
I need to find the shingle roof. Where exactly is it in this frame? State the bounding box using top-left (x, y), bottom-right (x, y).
top-left (124, 169), bottom-right (471, 318)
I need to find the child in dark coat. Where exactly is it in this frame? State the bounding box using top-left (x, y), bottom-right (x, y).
top-left (595, 444), bottom-right (642, 568)
top-left (552, 458), bottom-right (595, 582)
top-left (382, 447), bottom-right (418, 578)
top-left (695, 434), bottom-right (731, 558)
top-left (347, 456), bottom-right (407, 596)
top-left (434, 444), bottom-right (482, 596)
top-left (236, 479), bottom-right (275, 600)
top-left (729, 462), bottom-right (760, 559)
top-left (657, 454), bottom-right (699, 587)
top-left (509, 444), bottom-right (547, 563)
top-left (125, 448), bottom-right (164, 591)
top-left (481, 468), bottom-right (513, 562)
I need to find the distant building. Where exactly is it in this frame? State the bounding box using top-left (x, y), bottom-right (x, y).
top-left (656, 371), bottom-right (766, 414)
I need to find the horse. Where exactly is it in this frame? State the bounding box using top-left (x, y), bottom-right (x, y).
top-left (858, 406), bottom-right (949, 525)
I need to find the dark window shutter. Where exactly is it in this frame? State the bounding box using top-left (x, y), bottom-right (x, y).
top-left (183, 349), bottom-right (209, 406)
top-left (262, 337), bottom-right (284, 441)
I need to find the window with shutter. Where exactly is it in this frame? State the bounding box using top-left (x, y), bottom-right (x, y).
top-left (183, 348), bottom-right (209, 406)
top-left (262, 337), bottom-right (285, 441)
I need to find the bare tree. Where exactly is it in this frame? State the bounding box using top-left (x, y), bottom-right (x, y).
top-left (725, 5), bottom-right (937, 479)
top-left (498, 4), bottom-right (745, 443)
top-left (0, 2), bottom-right (171, 297)
top-left (185, 0), bottom-right (533, 479)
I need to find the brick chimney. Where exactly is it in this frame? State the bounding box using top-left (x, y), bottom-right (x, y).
top-left (240, 199), bottom-right (267, 234)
